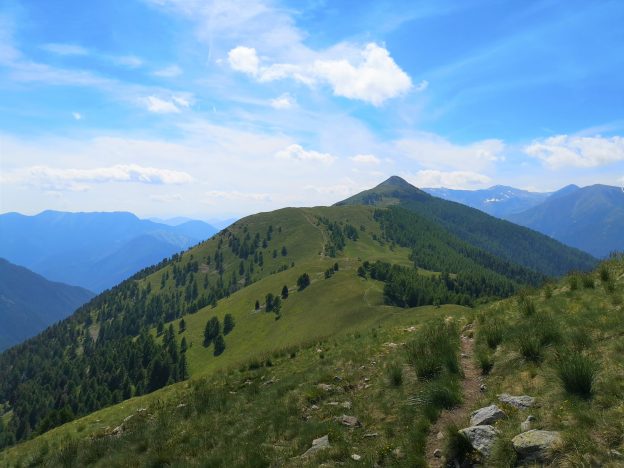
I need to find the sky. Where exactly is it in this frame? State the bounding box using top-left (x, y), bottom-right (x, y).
top-left (1, 0), bottom-right (623, 220)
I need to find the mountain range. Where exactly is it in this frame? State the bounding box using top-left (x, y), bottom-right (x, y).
top-left (0, 258), bottom-right (94, 351)
top-left (424, 183), bottom-right (623, 258)
top-left (0, 211), bottom-right (217, 292)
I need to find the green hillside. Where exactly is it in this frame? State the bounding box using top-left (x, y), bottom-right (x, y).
top-left (0, 199), bottom-right (549, 449)
top-left (337, 176), bottom-right (597, 276)
top-left (1, 257), bottom-right (622, 467)
top-left (0, 258), bottom-right (94, 351)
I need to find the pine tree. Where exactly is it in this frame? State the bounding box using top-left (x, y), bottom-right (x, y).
top-left (223, 313), bottom-right (235, 335)
top-left (297, 273), bottom-right (311, 290)
top-left (203, 316), bottom-right (220, 347)
top-left (281, 285), bottom-right (289, 299)
top-left (213, 334), bottom-right (226, 356)
top-left (281, 245), bottom-right (288, 256)
top-left (255, 299), bottom-right (260, 310)
top-left (179, 318), bottom-right (186, 333)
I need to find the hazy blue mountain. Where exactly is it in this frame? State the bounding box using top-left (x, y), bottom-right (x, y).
top-left (509, 184), bottom-right (624, 258)
top-left (423, 185), bottom-right (550, 218)
top-left (338, 176), bottom-right (596, 276)
top-left (0, 258), bottom-right (94, 351)
top-left (0, 211), bottom-right (217, 292)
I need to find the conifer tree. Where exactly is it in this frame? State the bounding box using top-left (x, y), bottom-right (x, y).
top-left (223, 313), bottom-right (235, 335)
top-left (213, 334), bottom-right (226, 356)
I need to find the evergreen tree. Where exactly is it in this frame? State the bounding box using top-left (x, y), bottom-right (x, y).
top-left (180, 336), bottom-right (188, 353)
top-left (273, 296), bottom-right (282, 314)
top-left (157, 321), bottom-right (164, 336)
top-left (223, 313), bottom-right (235, 335)
top-left (281, 246), bottom-right (288, 256)
top-left (265, 292), bottom-right (275, 312)
top-left (213, 334), bottom-right (226, 356)
top-left (281, 285), bottom-right (289, 299)
top-left (255, 299), bottom-right (260, 310)
top-left (203, 316), bottom-right (220, 347)
top-left (297, 273), bottom-right (311, 290)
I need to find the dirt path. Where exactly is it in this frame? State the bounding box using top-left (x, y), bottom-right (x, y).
top-left (425, 325), bottom-right (481, 467)
top-left (301, 211), bottom-right (327, 259)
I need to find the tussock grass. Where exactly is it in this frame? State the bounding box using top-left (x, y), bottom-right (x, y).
top-left (405, 319), bottom-right (460, 380)
top-left (555, 350), bottom-right (598, 399)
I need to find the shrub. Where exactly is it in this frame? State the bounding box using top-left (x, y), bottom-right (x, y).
top-left (518, 335), bottom-right (544, 363)
top-left (555, 351), bottom-right (598, 399)
top-left (568, 275), bottom-right (579, 291)
top-left (599, 265), bottom-right (611, 282)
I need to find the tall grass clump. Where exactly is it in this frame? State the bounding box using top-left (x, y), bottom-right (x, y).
top-left (405, 319), bottom-right (459, 380)
top-left (581, 274), bottom-right (595, 289)
top-left (518, 296), bottom-right (536, 317)
top-left (599, 265), bottom-right (611, 283)
top-left (568, 274), bottom-right (579, 291)
top-left (555, 351), bottom-right (598, 399)
top-left (516, 312), bottom-right (561, 363)
top-left (479, 318), bottom-right (505, 349)
top-left (444, 423), bottom-right (473, 466)
top-left (386, 363), bottom-right (403, 387)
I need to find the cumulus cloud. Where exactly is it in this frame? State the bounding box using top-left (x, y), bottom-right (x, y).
top-left (275, 144), bottom-right (335, 164)
top-left (41, 43), bottom-right (88, 56)
top-left (1, 164), bottom-right (193, 191)
top-left (350, 154), bottom-right (380, 165)
top-left (153, 64), bottom-right (183, 77)
top-left (407, 170), bottom-right (492, 189)
top-left (270, 93), bottom-right (295, 109)
top-left (228, 43), bottom-right (414, 105)
top-left (525, 135), bottom-right (624, 168)
top-left (228, 46), bottom-right (260, 75)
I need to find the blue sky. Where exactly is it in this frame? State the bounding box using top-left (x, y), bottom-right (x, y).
top-left (1, 0), bottom-right (623, 219)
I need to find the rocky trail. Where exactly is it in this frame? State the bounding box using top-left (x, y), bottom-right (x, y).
top-left (425, 324), bottom-right (482, 467)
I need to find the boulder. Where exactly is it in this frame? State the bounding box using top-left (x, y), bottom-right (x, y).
top-left (459, 425), bottom-right (499, 458)
top-left (470, 404), bottom-right (506, 426)
top-left (498, 393), bottom-right (535, 410)
top-left (512, 430), bottom-right (561, 463)
top-left (302, 435), bottom-right (331, 457)
top-left (351, 454), bottom-right (362, 461)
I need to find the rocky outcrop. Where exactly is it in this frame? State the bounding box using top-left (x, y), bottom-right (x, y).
top-left (301, 434), bottom-right (331, 457)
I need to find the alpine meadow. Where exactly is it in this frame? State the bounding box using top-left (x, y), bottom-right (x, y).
top-left (1, 1), bottom-right (623, 467)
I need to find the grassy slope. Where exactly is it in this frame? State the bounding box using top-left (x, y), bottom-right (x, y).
top-left (460, 258), bottom-right (624, 466)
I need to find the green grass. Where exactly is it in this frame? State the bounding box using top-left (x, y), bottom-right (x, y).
top-left (555, 350), bottom-right (598, 399)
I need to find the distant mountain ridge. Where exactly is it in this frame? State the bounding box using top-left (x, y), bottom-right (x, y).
top-left (423, 185), bottom-right (550, 218)
top-left (338, 176), bottom-right (596, 276)
top-left (0, 258), bottom-right (94, 351)
top-left (0, 211), bottom-right (217, 292)
top-left (509, 184), bottom-right (624, 258)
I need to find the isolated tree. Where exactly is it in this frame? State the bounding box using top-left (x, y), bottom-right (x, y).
top-left (265, 292), bottom-right (275, 312)
top-left (223, 313), bottom-right (235, 335)
top-left (281, 285), bottom-right (289, 299)
top-left (203, 316), bottom-right (220, 347)
top-left (273, 296), bottom-right (282, 315)
top-left (281, 246), bottom-right (288, 256)
top-left (179, 318), bottom-right (186, 333)
top-left (213, 334), bottom-right (226, 356)
top-left (357, 266), bottom-right (367, 278)
top-left (333, 262), bottom-right (339, 271)
top-left (297, 273), bottom-right (311, 290)
top-left (180, 336), bottom-right (188, 353)
top-left (255, 299), bottom-right (260, 310)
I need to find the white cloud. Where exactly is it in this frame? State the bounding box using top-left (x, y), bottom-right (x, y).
top-left (395, 133), bottom-right (505, 171)
top-left (270, 93), bottom-right (295, 109)
top-left (407, 170), bottom-right (492, 189)
top-left (72, 112), bottom-right (83, 120)
top-left (275, 144), bottom-right (335, 164)
top-left (311, 43), bottom-right (412, 106)
top-left (150, 193), bottom-right (183, 203)
top-left (228, 42), bottom-right (414, 105)
top-left (350, 154), bottom-right (380, 165)
top-left (153, 64), bottom-right (183, 77)
top-left (525, 135), bottom-right (624, 168)
top-left (41, 43), bottom-right (88, 56)
top-left (145, 95), bottom-right (192, 114)
top-left (1, 164), bottom-right (193, 191)
top-left (228, 46), bottom-right (259, 75)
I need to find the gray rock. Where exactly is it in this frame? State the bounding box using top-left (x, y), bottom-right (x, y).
top-left (351, 454), bottom-right (361, 461)
top-left (317, 383), bottom-right (335, 392)
top-left (337, 414), bottom-right (362, 427)
top-left (498, 393), bottom-right (535, 410)
top-left (470, 404), bottom-right (506, 426)
top-left (459, 425), bottom-right (500, 458)
top-left (480, 384), bottom-right (487, 392)
top-left (433, 449), bottom-right (442, 458)
top-left (512, 430), bottom-right (562, 463)
top-left (302, 434), bottom-right (331, 457)
top-left (363, 432), bottom-right (378, 438)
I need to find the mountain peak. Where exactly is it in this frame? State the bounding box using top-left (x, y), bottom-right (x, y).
top-left (335, 176), bottom-right (428, 206)
top-left (379, 175), bottom-right (414, 188)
